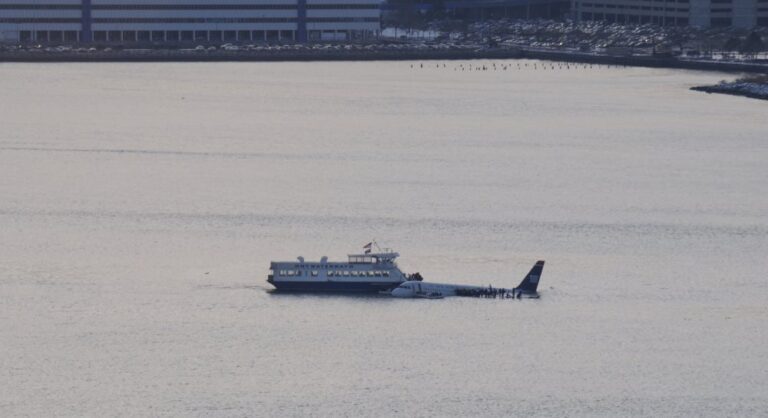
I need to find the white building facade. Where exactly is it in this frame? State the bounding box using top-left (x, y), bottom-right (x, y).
top-left (0, 0), bottom-right (381, 43)
top-left (572, 0), bottom-right (768, 28)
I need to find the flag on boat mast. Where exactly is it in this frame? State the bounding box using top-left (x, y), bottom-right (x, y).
top-left (363, 242), bottom-right (372, 254)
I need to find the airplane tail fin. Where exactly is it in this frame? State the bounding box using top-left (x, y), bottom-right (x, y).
top-left (516, 260), bottom-right (544, 293)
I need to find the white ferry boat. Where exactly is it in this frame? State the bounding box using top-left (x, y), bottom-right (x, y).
top-left (267, 244), bottom-right (421, 293)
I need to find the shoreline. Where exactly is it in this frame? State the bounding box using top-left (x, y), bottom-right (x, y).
top-left (1, 46), bottom-right (767, 73)
top-left (691, 80), bottom-right (768, 101)
top-left (0, 48), bottom-right (524, 63)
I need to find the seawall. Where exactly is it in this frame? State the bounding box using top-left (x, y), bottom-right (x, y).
top-left (1, 46), bottom-right (767, 74)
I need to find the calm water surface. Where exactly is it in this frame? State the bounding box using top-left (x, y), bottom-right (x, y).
top-left (1, 61), bottom-right (767, 417)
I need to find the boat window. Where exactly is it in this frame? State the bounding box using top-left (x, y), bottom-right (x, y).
top-left (328, 271), bottom-right (334, 277)
top-left (383, 271), bottom-right (390, 277)
top-left (286, 270), bottom-right (294, 276)
top-left (343, 271), bottom-right (350, 277)
top-left (367, 271), bottom-right (374, 277)
top-left (311, 271), bottom-right (318, 277)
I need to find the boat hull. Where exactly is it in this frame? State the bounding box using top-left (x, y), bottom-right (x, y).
top-left (268, 279), bottom-right (401, 293)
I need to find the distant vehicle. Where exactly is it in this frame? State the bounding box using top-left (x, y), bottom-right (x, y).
top-left (653, 44), bottom-right (674, 58)
top-left (390, 261), bottom-right (544, 299)
top-left (605, 46), bottom-right (634, 57)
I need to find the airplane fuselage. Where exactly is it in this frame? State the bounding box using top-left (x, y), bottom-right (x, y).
top-left (390, 260), bottom-right (545, 299)
top-left (390, 281), bottom-right (531, 298)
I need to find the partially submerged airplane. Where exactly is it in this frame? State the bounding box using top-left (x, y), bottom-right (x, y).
top-left (390, 260), bottom-right (544, 299)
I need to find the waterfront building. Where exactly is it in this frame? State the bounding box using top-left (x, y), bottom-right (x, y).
top-left (572, 0), bottom-right (768, 28)
top-left (0, 0), bottom-right (381, 43)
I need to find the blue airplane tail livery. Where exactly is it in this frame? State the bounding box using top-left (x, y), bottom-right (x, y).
top-left (516, 260), bottom-right (545, 294)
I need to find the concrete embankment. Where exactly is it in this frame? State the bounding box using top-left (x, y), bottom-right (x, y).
top-left (1, 46), bottom-right (767, 74)
top-left (0, 48), bottom-right (523, 63)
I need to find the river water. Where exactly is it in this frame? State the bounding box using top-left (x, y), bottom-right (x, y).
top-left (1, 61), bottom-right (767, 417)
